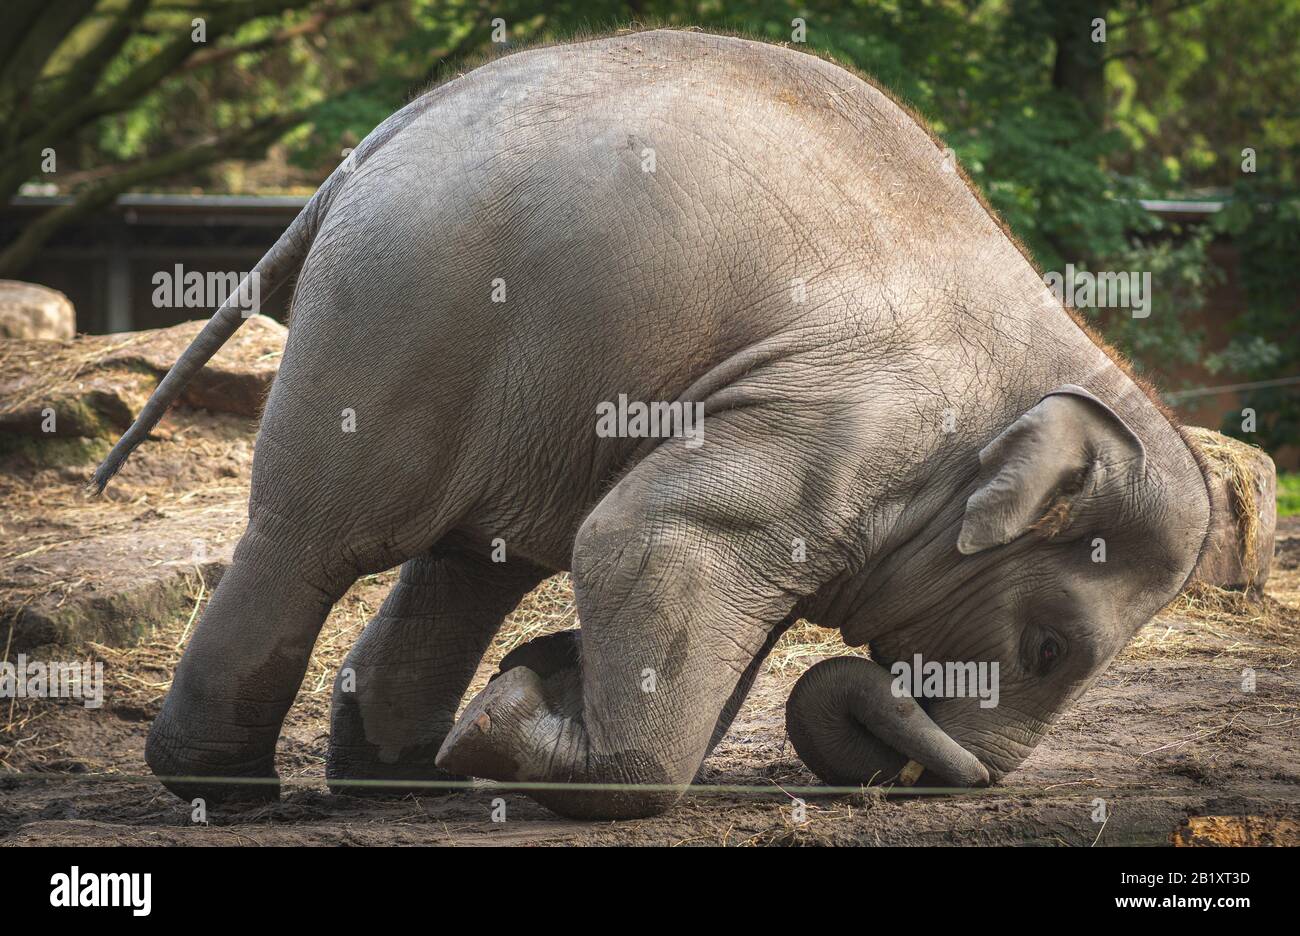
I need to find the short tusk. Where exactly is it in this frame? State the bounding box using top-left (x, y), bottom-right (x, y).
top-left (897, 760), bottom-right (925, 786)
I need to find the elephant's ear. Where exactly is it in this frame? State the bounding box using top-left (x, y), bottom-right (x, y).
top-left (957, 385), bottom-right (1146, 555)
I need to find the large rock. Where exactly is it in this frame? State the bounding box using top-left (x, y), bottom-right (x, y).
top-left (1185, 427), bottom-right (1277, 591)
top-left (0, 280), bottom-right (75, 339)
top-left (0, 314), bottom-right (286, 439)
top-left (0, 316), bottom-right (280, 652)
top-left (2, 504), bottom-right (244, 652)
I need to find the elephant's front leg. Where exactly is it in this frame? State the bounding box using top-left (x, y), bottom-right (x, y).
top-left (438, 412), bottom-right (852, 819)
top-left (327, 544), bottom-right (545, 795)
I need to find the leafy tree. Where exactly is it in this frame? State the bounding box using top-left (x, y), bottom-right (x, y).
top-left (1208, 166), bottom-right (1300, 451)
top-left (1, 0), bottom-right (413, 274)
top-left (3, 0), bottom-right (1297, 445)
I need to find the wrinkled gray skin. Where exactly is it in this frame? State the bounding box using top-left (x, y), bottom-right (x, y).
top-left (94, 31), bottom-right (1211, 819)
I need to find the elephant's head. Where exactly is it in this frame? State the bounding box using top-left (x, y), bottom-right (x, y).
top-left (788, 385), bottom-right (1211, 788)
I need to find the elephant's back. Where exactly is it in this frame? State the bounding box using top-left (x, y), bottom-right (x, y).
top-left (266, 30), bottom-right (1034, 564)
top-left (277, 31), bottom-right (1022, 523)
top-left (307, 32), bottom-right (960, 349)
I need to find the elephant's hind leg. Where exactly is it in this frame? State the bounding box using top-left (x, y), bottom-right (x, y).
top-left (327, 541), bottom-right (546, 796)
top-left (144, 516), bottom-right (356, 805)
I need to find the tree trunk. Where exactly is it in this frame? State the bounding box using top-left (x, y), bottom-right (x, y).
top-left (1050, 0), bottom-right (1108, 122)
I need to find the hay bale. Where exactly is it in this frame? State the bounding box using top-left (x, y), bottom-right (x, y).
top-left (0, 280), bottom-right (75, 340)
top-left (1184, 427), bottom-right (1277, 591)
top-left (1173, 815), bottom-right (1300, 846)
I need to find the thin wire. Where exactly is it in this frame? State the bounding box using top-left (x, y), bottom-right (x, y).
top-left (1162, 374), bottom-right (1300, 400)
top-left (0, 769), bottom-right (1216, 800)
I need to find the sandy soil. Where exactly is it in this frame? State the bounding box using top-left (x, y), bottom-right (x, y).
top-left (2, 406), bottom-right (1298, 846)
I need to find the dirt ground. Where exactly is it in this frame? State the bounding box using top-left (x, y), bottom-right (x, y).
top-left (2, 401), bottom-right (1299, 846)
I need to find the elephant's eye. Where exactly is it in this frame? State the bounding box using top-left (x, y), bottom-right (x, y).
top-left (1039, 637), bottom-right (1061, 670)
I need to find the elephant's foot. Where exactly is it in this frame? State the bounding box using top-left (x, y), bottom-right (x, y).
top-left (435, 640), bottom-right (586, 787)
top-left (326, 701), bottom-right (464, 798)
top-left (145, 704), bottom-right (279, 806)
top-left (323, 550), bottom-right (550, 799)
top-left (436, 631), bottom-right (679, 819)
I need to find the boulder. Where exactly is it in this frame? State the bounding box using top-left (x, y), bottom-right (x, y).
top-left (2, 504), bottom-right (244, 652)
top-left (1184, 427), bottom-right (1277, 591)
top-left (0, 280), bottom-right (75, 339)
top-left (0, 316), bottom-right (281, 652)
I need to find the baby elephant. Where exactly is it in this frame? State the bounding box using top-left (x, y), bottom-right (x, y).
top-left (95, 30), bottom-right (1210, 819)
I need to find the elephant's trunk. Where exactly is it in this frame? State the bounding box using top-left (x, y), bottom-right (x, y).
top-left (785, 656), bottom-right (989, 787)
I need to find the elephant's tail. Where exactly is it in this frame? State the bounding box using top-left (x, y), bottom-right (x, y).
top-left (90, 178), bottom-right (336, 494)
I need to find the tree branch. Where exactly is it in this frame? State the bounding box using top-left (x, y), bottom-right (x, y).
top-left (180, 0), bottom-right (394, 72)
top-left (0, 108), bottom-right (311, 277)
top-left (65, 0), bottom-right (317, 128)
top-left (13, 0), bottom-right (153, 145)
top-left (0, 0), bottom-right (319, 206)
top-left (0, 0), bottom-right (67, 66)
top-left (0, 0), bottom-right (99, 91)
top-left (11, 0), bottom-right (315, 149)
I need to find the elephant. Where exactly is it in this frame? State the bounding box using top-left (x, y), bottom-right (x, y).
top-left (93, 29), bottom-right (1211, 820)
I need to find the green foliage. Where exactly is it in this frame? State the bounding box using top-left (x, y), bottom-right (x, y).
top-left (950, 101), bottom-right (1149, 272)
top-left (1278, 473), bottom-right (1300, 517)
top-left (1102, 225), bottom-right (1219, 374)
top-left (1108, 0), bottom-right (1300, 190)
top-left (1208, 163), bottom-right (1300, 451)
